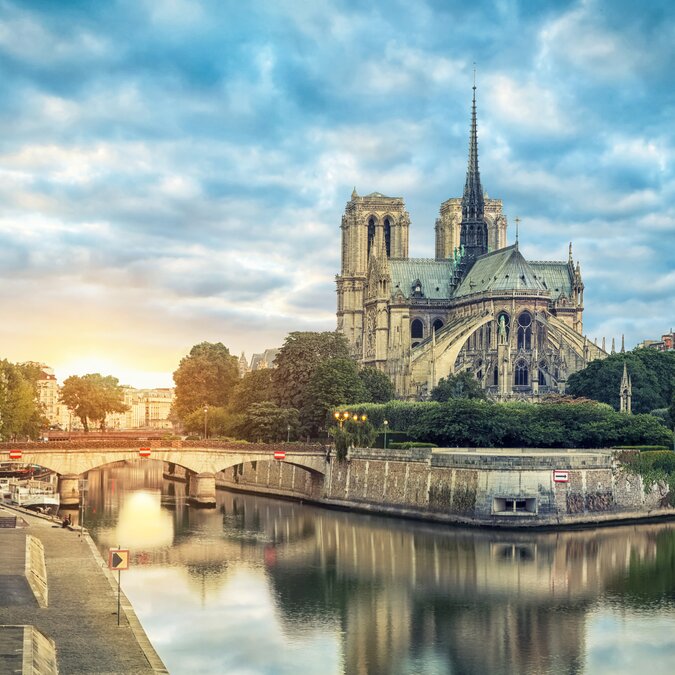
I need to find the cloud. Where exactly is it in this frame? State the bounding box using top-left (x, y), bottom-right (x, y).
top-left (0, 0), bottom-right (672, 385)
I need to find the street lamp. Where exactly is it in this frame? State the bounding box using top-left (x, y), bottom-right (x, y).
top-left (203, 404), bottom-right (208, 440)
top-left (287, 424), bottom-right (291, 442)
top-left (383, 419), bottom-right (389, 449)
top-left (333, 410), bottom-right (351, 429)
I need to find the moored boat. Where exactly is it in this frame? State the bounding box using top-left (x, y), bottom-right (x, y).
top-left (9, 479), bottom-right (60, 512)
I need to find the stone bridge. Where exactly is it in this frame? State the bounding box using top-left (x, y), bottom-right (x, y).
top-left (1, 441), bottom-right (328, 507)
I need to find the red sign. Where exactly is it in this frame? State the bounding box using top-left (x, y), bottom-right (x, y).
top-left (9, 450), bottom-right (22, 460)
top-left (139, 447), bottom-right (151, 458)
top-left (274, 451), bottom-right (286, 461)
top-left (553, 470), bottom-right (569, 483)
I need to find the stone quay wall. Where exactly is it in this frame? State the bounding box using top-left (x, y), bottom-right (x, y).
top-left (322, 447), bottom-right (668, 527)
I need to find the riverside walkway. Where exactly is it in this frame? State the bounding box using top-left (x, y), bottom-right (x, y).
top-left (0, 504), bottom-right (167, 674)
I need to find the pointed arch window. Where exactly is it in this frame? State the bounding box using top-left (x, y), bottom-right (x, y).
top-left (432, 319), bottom-right (444, 332)
top-left (411, 319), bottom-right (424, 340)
top-left (517, 311), bottom-right (532, 350)
top-left (367, 217), bottom-right (376, 258)
top-left (515, 360), bottom-right (529, 386)
top-left (493, 365), bottom-right (499, 386)
top-left (384, 217), bottom-right (391, 257)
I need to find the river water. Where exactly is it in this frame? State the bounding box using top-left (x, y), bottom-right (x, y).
top-left (77, 460), bottom-right (675, 675)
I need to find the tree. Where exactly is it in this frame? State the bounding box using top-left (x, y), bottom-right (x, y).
top-left (182, 406), bottom-right (237, 438)
top-left (567, 350), bottom-right (675, 413)
top-left (273, 332), bottom-right (351, 411)
top-left (59, 373), bottom-right (128, 432)
top-left (304, 358), bottom-right (366, 435)
top-left (0, 360), bottom-right (44, 440)
top-left (359, 367), bottom-right (396, 403)
top-left (173, 342), bottom-right (240, 421)
top-left (228, 369), bottom-right (277, 413)
top-left (430, 371), bottom-right (486, 402)
top-left (240, 402), bottom-right (300, 442)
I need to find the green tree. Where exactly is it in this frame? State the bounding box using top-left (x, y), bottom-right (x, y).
top-left (430, 371), bottom-right (486, 402)
top-left (359, 367), bottom-right (396, 403)
top-left (182, 406), bottom-right (236, 438)
top-left (228, 369), bottom-right (277, 413)
top-left (240, 402), bottom-right (300, 442)
top-left (304, 358), bottom-right (366, 435)
top-left (0, 360), bottom-right (44, 440)
top-left (567, 350), bottom-right (675, 413)
top-left (59, 373), bottom-right (128, 432)
top-left (273, 332), bottom-right (350, 411)
top-left (173, 342), bottom-right (239, 421)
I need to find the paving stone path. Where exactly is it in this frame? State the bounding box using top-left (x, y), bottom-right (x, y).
top-left (0, 505), bottom-right (167, 674)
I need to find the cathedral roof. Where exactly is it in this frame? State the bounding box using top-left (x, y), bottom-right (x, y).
top-left (528, 261), bottom-right (573, 300)
top-left (452, 245), bottom-right (547, 297)
top-left (389, 259), bottom-right (455, 300)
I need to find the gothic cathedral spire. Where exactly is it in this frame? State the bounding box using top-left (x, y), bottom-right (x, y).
top-left (459, 74), bottom-right (488, 270)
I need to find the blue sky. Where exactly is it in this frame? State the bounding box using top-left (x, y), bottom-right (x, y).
top-left (0, 0), bottom-right (673, 387)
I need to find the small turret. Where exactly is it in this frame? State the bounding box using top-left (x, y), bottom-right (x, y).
top-left (620, 362), bottom-right (632, 414)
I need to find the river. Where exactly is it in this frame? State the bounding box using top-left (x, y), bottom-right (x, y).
top-left (74, 460), bottom-right (675, 675)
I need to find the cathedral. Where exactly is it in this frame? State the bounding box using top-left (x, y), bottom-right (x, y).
top-left (336, 85), bottom-right (606, 400)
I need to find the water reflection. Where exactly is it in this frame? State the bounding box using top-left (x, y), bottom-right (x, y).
top-left (83, 461), bottom-right (675, 675)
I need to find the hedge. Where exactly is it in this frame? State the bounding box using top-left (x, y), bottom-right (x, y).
top-left (335, 400), bottom-right (673, 449)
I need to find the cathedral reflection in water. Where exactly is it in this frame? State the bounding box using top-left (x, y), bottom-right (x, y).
top-left (82, 461), bottom-right (674, 675)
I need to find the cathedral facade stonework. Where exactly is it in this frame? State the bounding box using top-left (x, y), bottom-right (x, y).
top-left (336, 87), bottom-right (606, 400)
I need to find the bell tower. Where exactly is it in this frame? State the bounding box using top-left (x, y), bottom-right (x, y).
top-left (336, 189), bottom-right (410, 357)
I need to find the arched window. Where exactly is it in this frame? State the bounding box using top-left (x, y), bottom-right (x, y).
top-left (515, 360), bottom-right (529, 386)
top-left (367, 217), bottom-right (376, 257)
top-left (517, 311), bottom-right (532, 350)
top-left (493, 365), bottom-right (499, 385)
top-left (384, 217), bottom-right (391, 257)
top-left (411, 319), bottom-right (424, 340)
top-left (432, 319), bottom-right (444, 332)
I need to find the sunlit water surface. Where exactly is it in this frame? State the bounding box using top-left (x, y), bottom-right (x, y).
top-left (75, 461), bottom-right (675, 675)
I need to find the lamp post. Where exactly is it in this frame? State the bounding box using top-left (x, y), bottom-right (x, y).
top-left (203, 404), bottom-right (208, 440)
top-left (383, 419), bottom-right (389, 449)
top-left (287, 424), bottom-right (291, 443)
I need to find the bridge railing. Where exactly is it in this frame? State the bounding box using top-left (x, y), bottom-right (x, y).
top-left (0, 440), bottom-right (326, 453)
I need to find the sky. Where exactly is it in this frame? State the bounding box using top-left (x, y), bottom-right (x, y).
top-left (0, 0), bottom-right (673, 388)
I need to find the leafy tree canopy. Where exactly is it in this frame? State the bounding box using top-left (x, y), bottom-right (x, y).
top-left (239, 402), bottom-right (300, 443)
top-left (173, 342), bottom-right (239, 421)
top-left (0, 360), bottom-right (44, 440)
top-left (59, 373), bottom-right (128, 433)
top-left (228, 369), bottom-right (276, 413)
top-left (359, 367), bottom-right (396, 403)
top-left (273, 332), bottom-right (350, 410)
top-left (304, 357), bottom-right (366, 435)
top-left (567, 350), bottom-right (675, 414)
top-left (182, 406), bottom-right (236, 438)
top-left (430, 371), bottom-right (486, 402)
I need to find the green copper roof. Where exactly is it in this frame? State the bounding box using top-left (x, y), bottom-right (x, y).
top-left (389, 259), bottom-right (455, 300)
top-left (529, 261), bottom-right (573, 300)
top-left (453, 245), bottom-right (547, 297)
